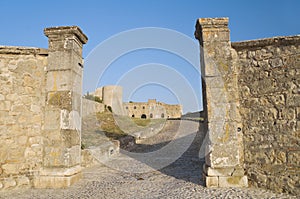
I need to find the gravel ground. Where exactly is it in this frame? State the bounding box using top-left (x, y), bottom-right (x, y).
top-left (1, 120), bottom-right (297, 199)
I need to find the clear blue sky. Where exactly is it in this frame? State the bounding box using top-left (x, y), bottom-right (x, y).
top-left (1, 0), bottom-right (299, 113)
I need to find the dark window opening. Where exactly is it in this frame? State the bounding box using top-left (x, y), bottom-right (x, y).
top-left (161, 113), bottom-right (165, 118)
top-left (141, 114), bottom-right (147, 119)
top-left (150, 113), bottom-right (153, 118)
top-left (132, 114), bottom-right (135, 118)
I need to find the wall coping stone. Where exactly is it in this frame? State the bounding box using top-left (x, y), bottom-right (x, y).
top-left (232, 35), bottom-right (300, 50)
top-left (0, 46), bottom-right (48, 55)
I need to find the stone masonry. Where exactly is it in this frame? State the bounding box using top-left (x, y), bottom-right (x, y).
top-left (195, 18), bottom-right (248, 188)
top-left (0, 26), bottom-right (88, 190)
top-left (232, 36), bottom-right (300, 195)
top-left (195, 18), bottom-right (299, 195)
top-left (0, 47), bottom-right (48, 190)
top-left (0, 19), bottom-right (299, 196)
top-left (91, 85), bottom-right (182, 119)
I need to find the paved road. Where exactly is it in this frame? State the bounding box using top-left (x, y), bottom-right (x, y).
top-left (1, 120), bottom-right (296, 198)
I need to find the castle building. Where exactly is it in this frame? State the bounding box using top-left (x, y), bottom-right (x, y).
top-left (93, 86), bottom-right (182, 119)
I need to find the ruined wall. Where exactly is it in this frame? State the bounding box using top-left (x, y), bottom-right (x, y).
top-left (0, 47), bottom-right (48, 189)
top-left (232, 36), bottom-right (300, 195)
top-left (82, 98), bottom-right (105, 118)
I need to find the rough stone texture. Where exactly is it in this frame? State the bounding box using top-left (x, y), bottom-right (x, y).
top-left (196, 17), bottom-right (299, 196)
top-left (37, 26), bottom-right (88, 188)
top-left (0, 46), bottom-right (48, 190)
top-left (0, 26), bottom-right (88, 190)
top-left (195, 18), bottom-right (247, 188)
top-left (232, 36), bottom-right (300, 196)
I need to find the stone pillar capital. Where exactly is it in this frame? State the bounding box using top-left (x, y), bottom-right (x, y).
top-left (195, 17), bottom-right (230, 43)
top-left (44, 26), bottom-right (88, 45)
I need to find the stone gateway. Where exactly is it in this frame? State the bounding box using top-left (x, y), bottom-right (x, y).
top-left (0, 18), bottom-right (299, 196)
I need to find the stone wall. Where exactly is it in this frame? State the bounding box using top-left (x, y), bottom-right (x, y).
top-left (0, 47), bottom-right (48, 189)
top-left (196, 17), bottom-right (299, 195)
top-left (0, 26), bottom-right (88, 190)
top-left (82, 98), bottom-right (105, 118)
top-left (92, 86), bottom-right (182, 119)
top-left (123, 99), bottom-right (182, 119)
top-left (232, 36), bottom-right (300, 195)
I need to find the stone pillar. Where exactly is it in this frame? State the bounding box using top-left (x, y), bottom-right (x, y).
top-left (195, 18), bottom-right (248, 187)
top-left (34, 26), bottom-right (88, 188)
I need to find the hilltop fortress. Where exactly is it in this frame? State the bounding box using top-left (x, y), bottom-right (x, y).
top-left (90, 85), bottom-right (182, 119)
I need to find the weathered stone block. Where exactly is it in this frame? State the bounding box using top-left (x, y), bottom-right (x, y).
top-left (203, 175), bottom-right (219, 188)
top-left (46, 52), bottom-right (83, 75)
top-left (232, 167), bottom-right (246, 176)
top-left (17, 135), bottom-right (28, 145)
top-left (2, 163), bottom-right (19, 175)
top-left (44, 109), bottom-right (60, 130)
top-left (43, 146), bottom-right (64, 167)
top-left (3, 178), bottom-right (17, 189)
top-left (0, 94), bottom-right (4, 101)
top-left (61, 130), bottom-right (80, 147)
top-left (0, 101), bottom-right (11, 111)
top-left (16, 176), bottom-right (30, 187)
top-left (60, 109), bottom-right (81, 131)
top-left (33, 165), bottom-right (82, 188)
top-left (47, 91), bottom-right (72, 110)
top-left (205, 141), bottom-right (240, 168)
top-left (46, 70), bottom-right (72, 92)
top-left (287, 151), bottom-right (300, 166)
top-left (207, 122), bottom-right (240, 143)
top-left (33, 172), bottom-right (82, 188)
top-left (203, 164), bottom-right (234, 176)
top-left (219, 176), bottom-right (248, 187)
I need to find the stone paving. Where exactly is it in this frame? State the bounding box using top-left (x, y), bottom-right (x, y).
top-left (0, 121), bottom-right (297, 198)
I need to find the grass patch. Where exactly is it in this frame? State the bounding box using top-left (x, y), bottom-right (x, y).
top-left (131, 118), bottom-right (151, 126)
top-left (96, 111), bottom-right (127, 140)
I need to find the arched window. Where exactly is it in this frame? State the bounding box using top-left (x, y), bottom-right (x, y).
top-left (150, 113), bottom-right (153, 118)
top-left (161, 113), bottom-right (165, 118)
top-left (134, 106), bottom-right (136, 109)
top-left (132, 114), bottom-right (135, 118)
top-left (141, 114), bottom-right (147, 119)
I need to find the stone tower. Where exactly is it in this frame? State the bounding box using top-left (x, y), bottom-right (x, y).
top-left (102, 85), bottom-right (123, 114)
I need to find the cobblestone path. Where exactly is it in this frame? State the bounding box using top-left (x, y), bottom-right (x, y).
top-left (0, 121), bottom-right (296, 199)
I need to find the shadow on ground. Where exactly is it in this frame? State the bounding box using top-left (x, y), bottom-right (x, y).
top-left (122, 119), bottom-right (207, 185)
